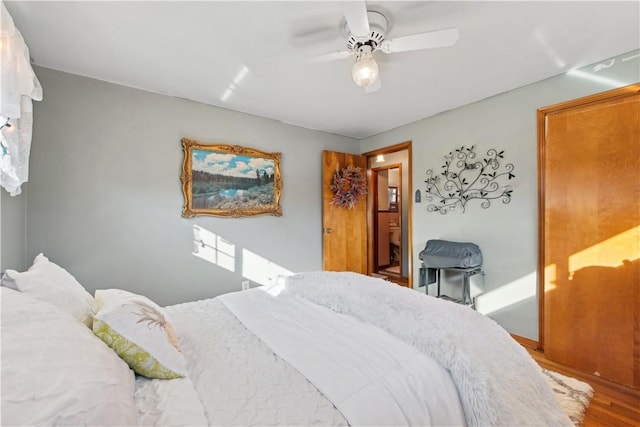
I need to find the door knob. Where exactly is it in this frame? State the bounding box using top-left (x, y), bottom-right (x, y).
top-left (324, 228), bottom-right (333, 234)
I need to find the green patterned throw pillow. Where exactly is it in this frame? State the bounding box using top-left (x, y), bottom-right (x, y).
top-left (93, 289), bottom-right (186, 379)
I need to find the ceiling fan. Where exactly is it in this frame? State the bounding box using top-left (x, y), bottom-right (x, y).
top-left (310, 1), bottom-right (460, 93)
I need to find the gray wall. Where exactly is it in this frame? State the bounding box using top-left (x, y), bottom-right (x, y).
top-left (18, 67), bottom-right (358, 306)
top-left (360, 50), bottom-right (639, 339)
top-left (1, 189), bottom-right (27, 272)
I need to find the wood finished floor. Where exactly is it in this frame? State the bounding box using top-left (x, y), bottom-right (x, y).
top-left (526, 348), bottom-right (640, 426)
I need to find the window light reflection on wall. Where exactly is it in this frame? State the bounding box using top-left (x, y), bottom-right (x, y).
top-left (192, 225), bottom-right (235, 272)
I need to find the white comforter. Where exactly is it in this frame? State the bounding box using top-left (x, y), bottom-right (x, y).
top-left (220, 284), bottom-right (466, 426)
top-left (137, 280), bottom-right (466, 426)
top-left (284, 272), bottom-right (573, 427)
top-left (136, 271), bottom-right (572, 426)
top-left (140, 297), bottom-right (348, 426)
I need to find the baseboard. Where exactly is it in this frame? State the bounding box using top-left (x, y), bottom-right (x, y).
top-left (526, 347), bottom-right (640, 399)
top-left (514, 335), bottom-right (640, 398)
top-left (511, 333), bottom-right (541, 351)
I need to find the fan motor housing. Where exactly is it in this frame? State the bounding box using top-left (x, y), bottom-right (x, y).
top-left (346, 11), bottom-right (387, 51)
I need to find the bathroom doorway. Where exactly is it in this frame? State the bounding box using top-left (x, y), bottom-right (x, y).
top-left (364, 142), bottom-right (412, 287)
top-left (372, 165), bottom-right (403, 278)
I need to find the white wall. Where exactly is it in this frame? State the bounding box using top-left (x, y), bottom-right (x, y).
top-left (360, 51), bottom-right (639, 339)
top-left (19, 67), bottom-right (359, 306)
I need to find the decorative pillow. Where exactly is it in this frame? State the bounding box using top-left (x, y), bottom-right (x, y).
top-left (93, 289), bottom-right (186, 379)
top-left (1, 253), bottom-right (95, 327)
top-left (1, 287), bottom-right (138, 426)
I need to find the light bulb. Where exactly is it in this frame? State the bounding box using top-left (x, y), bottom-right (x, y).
top-left (352, 45), bottom-right (379, 87)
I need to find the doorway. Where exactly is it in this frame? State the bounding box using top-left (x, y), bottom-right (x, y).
top-left (372, 165), bottom-right (402, 277)
top-left (363, 142), bottom-right (412, 287)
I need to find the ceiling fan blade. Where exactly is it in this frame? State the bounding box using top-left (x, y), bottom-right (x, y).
top-left (381, 28), bottom-right (460, 54)
top-left (364, 77), bottom-right (381, 94)
top-left (341, 1), bottom-right (370, 37)
top-left (305, 50), bottom-right (354, 64)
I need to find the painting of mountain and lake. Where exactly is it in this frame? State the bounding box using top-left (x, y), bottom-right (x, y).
top-left (181, 139), bottom-right (282, 218)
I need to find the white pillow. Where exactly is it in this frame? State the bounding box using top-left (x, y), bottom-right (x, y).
top-left (1, 287), bottom-right (138, 426)
top-left (93, 289), bottom-right (187, 379)
top-left (1, 253), bottom-right (95, 327)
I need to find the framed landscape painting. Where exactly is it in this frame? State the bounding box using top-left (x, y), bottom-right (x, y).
top-left (180, 138), bottom-right (282, 218)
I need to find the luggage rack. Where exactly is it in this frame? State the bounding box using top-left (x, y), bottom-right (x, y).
top-left (420, 266), bottom-right (483, 308)
top-left (418, 240), bottom-right (484, 309)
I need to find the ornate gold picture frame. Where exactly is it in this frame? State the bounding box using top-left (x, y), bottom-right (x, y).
top-left (180, 138), bottom-right (282, 218)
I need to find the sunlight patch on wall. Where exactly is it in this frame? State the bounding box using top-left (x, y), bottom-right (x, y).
top-left (568, 225), bottom-right (640, 277)
top-left (192, 225), bottom-right (235, 272)
top-left (476, 272), bottom-right (536, 315)
top-left (242, 249), bottom-right (293, 286)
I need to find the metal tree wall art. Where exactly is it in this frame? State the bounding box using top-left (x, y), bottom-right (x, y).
top-left (424, 145), bottom-right (515, 214)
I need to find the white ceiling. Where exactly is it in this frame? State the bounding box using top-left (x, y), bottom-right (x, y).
top-left (6, 1), bottom-right (640, 139)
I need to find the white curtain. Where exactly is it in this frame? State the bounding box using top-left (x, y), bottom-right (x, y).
top-left (0, 1), bottom-right (42, 196)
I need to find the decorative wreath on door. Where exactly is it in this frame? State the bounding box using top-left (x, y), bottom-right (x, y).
top-left (329, 165), bottom-right (367, 209)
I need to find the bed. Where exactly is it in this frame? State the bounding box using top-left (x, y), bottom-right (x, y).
top-left (1, 254), bottom-right (575, 426)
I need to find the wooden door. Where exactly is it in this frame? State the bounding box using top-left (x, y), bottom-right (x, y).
top-left (539, 84), bottom-right (640, 388)
top-left (377, 212), bottom-right (390, 267)
top-left (322, 150), bottom-right (367, 273)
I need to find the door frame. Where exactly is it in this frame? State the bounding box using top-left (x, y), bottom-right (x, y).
top-left (363, 141), bottom-right (413, 287)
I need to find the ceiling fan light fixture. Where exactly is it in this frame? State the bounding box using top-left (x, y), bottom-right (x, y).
top-left (352, 45), bottom-right (379, 87)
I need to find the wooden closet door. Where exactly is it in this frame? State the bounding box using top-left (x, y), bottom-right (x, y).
top-left (539, 85), bottom-right (640, 388)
